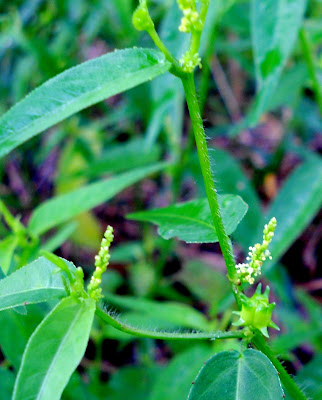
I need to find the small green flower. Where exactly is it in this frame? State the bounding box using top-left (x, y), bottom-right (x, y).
top-left (88, 225), bottom-right (114, 301)
top-left (233, 284), bottom-right (280, 337)
top-left (132, 0), bottom-right (154, 32)
top-left (236, 217), bottom-right (277, 284)
top-left (177, 0), bottom-right (203, 33)
top-left (180, 50), bottom-right (202, 72)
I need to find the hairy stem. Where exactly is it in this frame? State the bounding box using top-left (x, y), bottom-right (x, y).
top-left (181, 73), bottom-right (240, 307)
top-left (95, 307), bottom-right (244, 341)
top-left (252, 334), bottom-right (308, 400)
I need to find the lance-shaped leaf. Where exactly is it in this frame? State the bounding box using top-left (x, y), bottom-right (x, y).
top-left (0, 257), bottom-right (74, 311)
top-left (263, 158), bottom-right (322, 272)
top-left (0, 48), bottom-right (171, 158)
top-left (127, 194), bottom-right (248, 243)
top-left (188, 349), bottom-right (284, 400)
top-left (13, 296), bottom-right (95, 400)
top-left (250, 0), bottom-right (307, 124)
top-left (29, 162), bottom-right (168, 235)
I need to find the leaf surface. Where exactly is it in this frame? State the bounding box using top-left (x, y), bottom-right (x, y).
top-left (149, 346), bottom-right (214, 400)
top-left (13, 296), bottom-right (95, 400)
top-left (264, 158), bottom-right (322, 271)
top-left (0, 235), bottom-right (17, 274)
top-left (104, 293), bottom-right (210, 331)
top-left (29, 162), bottom-right (168, 235)
top-left (0, 48), bottom-right (171, 158)
top-left (250, 0), bottom-right (307, 123)
top-left (0, 257), bottom-right (74, 311)
top-left (128, 194), bottom-right (248, 243)
top-left (188, 349), bottom-right (284, 400)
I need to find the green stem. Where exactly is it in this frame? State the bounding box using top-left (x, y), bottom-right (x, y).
top-left (252, 334), bottom-right (308, 400)
top-left (181, 73), bottom-right (240, 307)
top-left (95, 307), bottom-right (244, 341)
top-left (147, 28), bottom-right (184, 78)
top-left (299, 27), bottom-right (322, 116)
top-left (190, 0), bottom-right (210, 55)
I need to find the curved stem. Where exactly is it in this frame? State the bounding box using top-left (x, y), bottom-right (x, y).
top-left (181, 73), bottom-right (241, 307)
top-left (147, 28), bottom-right (185, 78)
top-left (95, 307), bottom-right (244, 341)
top-left (252, 334), bottom-right (308, 400)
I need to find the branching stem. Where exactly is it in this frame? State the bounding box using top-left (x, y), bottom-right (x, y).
top-left (96, 307), bottom-right (244, 341)
top-left (181, 73), bottom-right (241, 307)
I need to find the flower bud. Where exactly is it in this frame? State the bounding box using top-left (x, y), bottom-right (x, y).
top-left (233, 284), bottom-right (279, 337)
top-left (132, 0), bottom-right (154, 32)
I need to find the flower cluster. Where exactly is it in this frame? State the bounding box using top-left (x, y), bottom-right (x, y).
top-left (236, 217), bottom-right (277, 284)
top-left (180, 50), bottom-right (202, 72)
top-left (233, 284), bottom-right (279, 337)
top-left (177, 0), bottom-right (203, 33)
top-left (88, 225), bottom-right (114, 301)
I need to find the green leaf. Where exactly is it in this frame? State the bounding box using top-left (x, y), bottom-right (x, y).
top-left (188, 349), bottom-right (284, 400)
top-left (177, 260), bottom-right (231, 315)
top-left (149, 346), bottom-right (214, 400)
top-left (0, 305), bottom-right (44, 369)
top-left (264, 158), bottom-right (322, 272)
top-left (295, 353), bottom-right (322, 399)
top-left (84, 138), bottom-right (161, 177)
top-left (0, 48), bottom-right (171, 158)
top-left (0, 367), bottom-right (15, 400)
top-left (13, 296), bottom-right (95, 400)
top-left (108, 366), bottom-right (161, 400)
top-left (250, 0), bottom-right (307, 123)
top-left (0, 235), bottom-right (17, 274)
top-left (0, 257), bottom-right (74, 312)
top-left (128, 194), bottom-right (248, 243)
top-left (41, 222), bottom-right (78, 252)
top-left (29, 162), bottom-right (168, 235)
top-left (104, 293), bottom-right (210, 331)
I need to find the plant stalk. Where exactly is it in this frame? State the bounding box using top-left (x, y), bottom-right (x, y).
top-left (96, 307), bottom-right (244, 341)
top-left (252, 333), bottom-right (308, 400)
top-left (181, 73), bottom-right (240, 306)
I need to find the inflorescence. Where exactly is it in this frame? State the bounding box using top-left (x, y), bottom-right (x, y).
top-left (87, 225), bottom-right (114, 301)
top-left (236, 217), bottom-right (277, 285)
top-left (177, 0), bottom-right (204, 72)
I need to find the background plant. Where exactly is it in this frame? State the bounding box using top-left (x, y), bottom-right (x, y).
top-left (0, 0), bottom-right (321, 399)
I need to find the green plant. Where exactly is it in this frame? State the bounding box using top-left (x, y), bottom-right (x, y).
top-left (0, 1), bottom-right (321, 399)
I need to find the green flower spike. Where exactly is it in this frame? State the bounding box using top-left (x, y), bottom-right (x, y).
top-left (236, 217), bottom-right (277, 284)
top-left (132, 0), bottom-right (154, 32)
top-left (233, 284), bottom-right (280, 338)
top-left (88, 225), bottom-right (114, 301)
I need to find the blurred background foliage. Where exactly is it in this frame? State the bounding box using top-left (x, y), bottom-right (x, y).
top-left (0, 0), bottom-right (321, 399)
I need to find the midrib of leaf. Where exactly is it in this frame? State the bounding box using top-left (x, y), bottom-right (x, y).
top-left (35, 305), bottom-right (83, 400)
top-left (0, 287), bottom-right (64, 310)
top-left (245, 361), bottom-right (274, 399)
top-left (136, 212), bottom-right (215, 231)
top-left (202, 364), bottom-right (236, 398)
top-left (1, 62), bottom-right (164, 142)
top-left (235, 355), bottom-right (242, 400)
